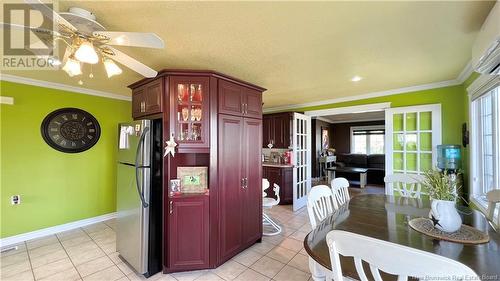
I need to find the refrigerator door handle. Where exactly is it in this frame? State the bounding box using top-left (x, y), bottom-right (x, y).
top-left (135, 126), bottom-right (150, 208)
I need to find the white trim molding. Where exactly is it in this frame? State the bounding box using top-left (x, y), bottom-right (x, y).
top-left (304, 102), bottom-right (391, 117)
top-left (264, 60), bottom-right (473, 113)
top-left (0, 74), bottom-right (132, 101)
top-left (0, 212), bottom-right (116, 247)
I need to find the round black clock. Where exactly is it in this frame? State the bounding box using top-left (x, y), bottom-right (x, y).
top-left (41, 108), bottom-right (101, 153)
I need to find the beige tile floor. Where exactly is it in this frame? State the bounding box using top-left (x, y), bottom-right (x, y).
top-left (1, 204), bottom-right (315, 281)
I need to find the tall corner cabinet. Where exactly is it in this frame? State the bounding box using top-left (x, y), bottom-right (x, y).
top-left (128, 70), bottom-right (265, 273)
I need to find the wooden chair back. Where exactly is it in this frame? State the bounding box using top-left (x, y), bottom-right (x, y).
top-left (307, 185), bottom-right (338, 229)
top-left (326, 230), bottom-right (479, 281)
top-left (384, 174), bottom-right (425, 198)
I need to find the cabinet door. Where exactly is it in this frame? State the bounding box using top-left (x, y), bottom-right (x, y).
top-left (273, 116), bottom-right (285, 148)
top-left (219, 80), bottom-right (244, 116)
top-left (168, 195), bottom-right (209, 271)
top-left (145, 79), bottom-right (163, 114)
top-left (242, 118), bottom-right (263, 244)
top-left (243, 89), bottom-right (262, 119)
top-left (280, 168), bottom-right (293, 204)
top-left (218, 114), bottom-right (244, 261)
top-left (132, 86), bottom-right (146, 119)
top-left (262, 116), bottom-right (272, 148)
top-left (170, 76), bottom-right (210, 149)
top-left (265, 167), bottom-right (280, 198)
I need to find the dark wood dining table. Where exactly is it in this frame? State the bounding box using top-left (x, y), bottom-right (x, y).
top-left (303, 194), bottom-right (500, 279)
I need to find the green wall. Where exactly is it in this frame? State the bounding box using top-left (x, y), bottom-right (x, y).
top-left (0, 81), bottom-right (131, 238)
top-left (289, 83), bottom-right (471, 191)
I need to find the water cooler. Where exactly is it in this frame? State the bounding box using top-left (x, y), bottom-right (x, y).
top-left (436, 145), bottom-right (462, 195)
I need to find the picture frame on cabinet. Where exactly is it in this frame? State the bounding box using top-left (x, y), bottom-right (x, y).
top-left (177, 167), bottom-right (208, 193)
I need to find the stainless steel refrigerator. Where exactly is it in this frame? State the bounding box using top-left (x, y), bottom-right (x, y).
top-left (116, 119), bottom-right (162, 277)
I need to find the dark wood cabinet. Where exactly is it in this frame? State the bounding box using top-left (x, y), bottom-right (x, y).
top-left (262, 112), bottom-right (292, 148)
top-left (263, 166), bottom-right (293, 204)
top-left (167, 194), bottom-right (209, 271)
top-left (219, 80), bottom-right (262, 119)
top-left (218, 114), bottom-right (262, 262)
top-left (132, 79), bottom-right (163, 119)
top-left (129, 70), bottom-right (265, 273)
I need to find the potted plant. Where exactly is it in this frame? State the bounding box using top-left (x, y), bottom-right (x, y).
top-left (421, 169), bottom-right (462, 232)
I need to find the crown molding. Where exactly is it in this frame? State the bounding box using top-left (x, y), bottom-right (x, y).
top-left (264, 61), bottom-right (474, 113)
top-left (456, 60), bottom-right (473, 84)
top-left (0, 74), bottom-right (132, 101)
top-left (264, 79), bottom-right (459, 113)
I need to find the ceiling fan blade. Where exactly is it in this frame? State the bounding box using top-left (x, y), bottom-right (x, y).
top-left (0, 22), bottom-right (60, 37)
top-left (107, 47), bottom-right (157, 78)
top-left (93, 31), bottom-right (165, 49)
top-left (24, 0), bottom-right (77, 32)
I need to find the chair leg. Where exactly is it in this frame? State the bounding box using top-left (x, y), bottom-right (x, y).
top-left (262, 213), bottom-right (282, 236)
top-left (309, 257), bottom-right (328, 281)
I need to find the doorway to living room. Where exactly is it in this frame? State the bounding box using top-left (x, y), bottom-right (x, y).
top-left (305, 102), bottom-right (391, 195)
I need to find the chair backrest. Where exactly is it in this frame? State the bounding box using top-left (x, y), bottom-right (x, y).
top-left (384, 174), bottom-right (425, 198)
top-left (263, 178), bottom-right (270, 191)
top-left (307, 185), bottom-right (338, 229)
top-left (271, 183), bottom-right (281, 204)
top-left (486, 189), bottom-right (500, 229)
top-left (326, 230), bottom-right (479, 281)
top-left (331, 177), bottom-right (350, 206)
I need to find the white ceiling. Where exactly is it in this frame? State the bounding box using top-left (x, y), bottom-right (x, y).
top-left (1, 1), bottom-right (495, 108)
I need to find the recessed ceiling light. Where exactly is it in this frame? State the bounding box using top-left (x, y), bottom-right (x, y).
top-left (351, 76), bottom-right (362, 82)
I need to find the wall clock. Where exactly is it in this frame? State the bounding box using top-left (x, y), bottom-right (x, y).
top-left (41, 108), bottom-right (101, 153)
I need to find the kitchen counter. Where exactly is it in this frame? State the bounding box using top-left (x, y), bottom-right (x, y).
top-left (262, 162), bottom-right (294, 168)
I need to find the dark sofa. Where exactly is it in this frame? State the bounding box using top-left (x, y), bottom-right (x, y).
top-left (335, 153), bottom-right (385, 185)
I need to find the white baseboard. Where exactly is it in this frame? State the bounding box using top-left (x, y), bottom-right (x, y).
top-left (0, 212), bottom-right (117, 248)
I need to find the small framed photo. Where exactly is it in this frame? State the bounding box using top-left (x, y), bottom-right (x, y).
top-left (170, 179), bottom-right (181, 195)
top-left (177, 167), bottom-right (208, 193)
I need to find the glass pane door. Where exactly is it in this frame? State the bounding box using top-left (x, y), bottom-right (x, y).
top-left (172, 77), bottom-right (209, 148)
top-left (385, 104), bottom-right (442, 193)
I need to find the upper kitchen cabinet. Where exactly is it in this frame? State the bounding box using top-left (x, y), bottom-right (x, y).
top-left (219, 80), bottom-right (262, 119)
top-left (169, 76), bottom-right (210, 150)
top-left (263, 112), bottom-right (293, 148)
top-left (132, 78), bottom-right (163, 119)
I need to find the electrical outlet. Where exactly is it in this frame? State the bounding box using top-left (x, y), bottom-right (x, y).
top-left (11, 195), bottom-right (21, 205)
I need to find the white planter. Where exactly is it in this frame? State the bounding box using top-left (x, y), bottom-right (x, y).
top-left (429, 199), bottom-right (462, 233)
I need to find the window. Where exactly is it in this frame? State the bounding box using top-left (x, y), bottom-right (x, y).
top-left (351, 125), bottom-right (385, 154)
top-left (470, 78), bottom-right (500, 210)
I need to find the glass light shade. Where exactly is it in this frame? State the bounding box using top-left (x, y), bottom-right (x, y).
top-left (62, 57), bottom-right (82, 77)
top-left (103, 58), bottom-right (122, 77)
top-left (75, 41), bottom-right (99, 64)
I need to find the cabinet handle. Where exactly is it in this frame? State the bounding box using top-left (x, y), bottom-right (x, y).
top-left (245, 103), bottom-right (248, 115)
top-left (241, 103), bottom-right (244, 114)
top-left (241, 178), bottom-right (246, 189)
top-left (169, 201), bottom-right (173, 214)
top-left (245, 177), bottom-right (248, 188)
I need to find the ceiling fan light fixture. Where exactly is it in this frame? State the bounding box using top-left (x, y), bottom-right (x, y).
top-left (103, 58), bottom-right (122, 78)
top-left (62, 56), bottom-right (82, 77)
top-left (75, 41), bottom-right (99, 64)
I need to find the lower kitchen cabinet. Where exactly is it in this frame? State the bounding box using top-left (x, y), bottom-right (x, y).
top-left (263, 166), bottom-right (293, 204)
top-left (167, 194), bottom-right (209, 271)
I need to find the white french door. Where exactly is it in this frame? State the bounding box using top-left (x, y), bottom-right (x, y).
top-left (292, 113), bottom-right (312, 211)
top-left (385, 104), bottom-right (442, 195)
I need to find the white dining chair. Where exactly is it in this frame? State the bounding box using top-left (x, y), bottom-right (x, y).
top-left (326, 230), bottom-right (479, 281)
top-left (331, 177), bottom-right (350, 206)
top-left (486, 189), bottom-right (500, 230)
top-left (384, 174), bottom-right (425, 199)
top-left (262, 178), bottom-right (281, 236)
top-left (307, 185), bottom-right (337, 281)
top-left (307, 185), bottom-right (339, 229)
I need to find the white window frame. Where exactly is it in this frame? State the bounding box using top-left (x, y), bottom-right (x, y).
top-left (350, 125), bottom-right (385, 155)
top-left (468, 74), bottom-right (500, 223)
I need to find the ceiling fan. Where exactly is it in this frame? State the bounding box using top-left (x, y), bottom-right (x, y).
top-left (2, 0), bottom-right (164, 80)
